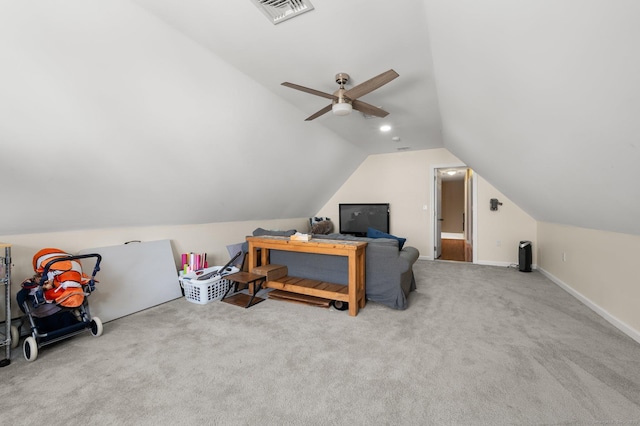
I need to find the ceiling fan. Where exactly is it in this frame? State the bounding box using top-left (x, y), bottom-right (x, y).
top-left (281, 69), bottom-right (399, 121)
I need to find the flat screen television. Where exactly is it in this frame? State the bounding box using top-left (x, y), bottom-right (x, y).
top-left (339, 203), bottom-right (390, 237)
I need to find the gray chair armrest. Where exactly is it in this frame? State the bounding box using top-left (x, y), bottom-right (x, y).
top-left (398, 246), bottom-right (420, 270)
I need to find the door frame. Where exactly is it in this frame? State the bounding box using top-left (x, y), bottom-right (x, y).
top-left (430, 163), bottom-right (478, 263)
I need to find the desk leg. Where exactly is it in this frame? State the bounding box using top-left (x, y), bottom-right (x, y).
top-left (357, 249), bottom-right (366, 309)
top-left (348, 252), bottom-right (358, 317)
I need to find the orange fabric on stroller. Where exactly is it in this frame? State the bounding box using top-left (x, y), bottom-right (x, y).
top-left (32, 248), bottom-right (90, 308)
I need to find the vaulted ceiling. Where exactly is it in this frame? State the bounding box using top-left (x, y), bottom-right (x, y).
top-left (1, 1), bottom-right (639, 236)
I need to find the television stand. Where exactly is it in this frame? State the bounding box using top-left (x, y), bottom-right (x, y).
top-left (246, 236), bottom-right (367, 316)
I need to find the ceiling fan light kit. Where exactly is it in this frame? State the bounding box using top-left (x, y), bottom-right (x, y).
top-left (282, 69), bottom-right (399, 121)
top-left (332, 102), bottom-right (352, 116)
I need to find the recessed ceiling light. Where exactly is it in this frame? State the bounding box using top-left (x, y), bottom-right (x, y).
top-left (391, 136), bottom-right (400, 142)
top-left (380, 125), bottom-right (392, 132)
top-left (447, 170), bottom-right (457, 176)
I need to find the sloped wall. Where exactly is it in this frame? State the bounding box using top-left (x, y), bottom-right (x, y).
top-left (0, 1), bottom-right (364, 236)
top-left (425, 0), bottom-right (640, 236)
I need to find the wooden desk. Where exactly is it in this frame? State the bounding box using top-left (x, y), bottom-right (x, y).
top-left (246, 236), bottom-right (367, 316)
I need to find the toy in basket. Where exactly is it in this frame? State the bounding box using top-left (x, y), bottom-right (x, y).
top-left (180, 258), bottom-right (241, 305)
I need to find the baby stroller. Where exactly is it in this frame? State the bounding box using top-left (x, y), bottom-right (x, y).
top-left (17, 248), bottom-right (103, 361)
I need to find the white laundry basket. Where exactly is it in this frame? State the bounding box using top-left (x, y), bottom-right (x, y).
top-left (180, 266), bottom-right (239, 304)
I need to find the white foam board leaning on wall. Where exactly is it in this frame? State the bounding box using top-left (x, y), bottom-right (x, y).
top-left (79, 239), bottom-right (181, 323)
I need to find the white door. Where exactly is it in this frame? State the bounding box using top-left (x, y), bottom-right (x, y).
top-left (465, 169), bottom-right (474, 261)
top-left (434, 173), bottom-right (443, 259)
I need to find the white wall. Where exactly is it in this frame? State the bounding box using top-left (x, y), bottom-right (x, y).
top-left (0, 217), bottom-right (307, 319)
top-left (316, 149), bottom-right (441, 256)
top-left (476, 175), bottom-right (538, 267)
top-left (315, 148), bottom-right (536, 265)
top-left (537, 222), bottom-right (640, 343)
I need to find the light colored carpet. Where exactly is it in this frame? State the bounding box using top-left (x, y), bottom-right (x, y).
top-left (1, 260), bottom-right (639, 425)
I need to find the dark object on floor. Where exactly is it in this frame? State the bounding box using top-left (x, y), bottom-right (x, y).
top-left (519, 241), bottom-right (532, 272)
top-left (331, 300), bottom-right (349, 311)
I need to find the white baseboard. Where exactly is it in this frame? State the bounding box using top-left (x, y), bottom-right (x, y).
top-left (418, 256), bottom-right (538, 270)
top-left (476, 260), bottom-right (514, 268)
top-left (538, 267), bottom-right (640, 345)
top-left (476, 260), bottom-right (538, 270)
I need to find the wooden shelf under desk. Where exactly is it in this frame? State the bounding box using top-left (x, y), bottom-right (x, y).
top-left (246, 236), bottom-right (366, 316)
top-left (265, 276), bottom-right (349, 302)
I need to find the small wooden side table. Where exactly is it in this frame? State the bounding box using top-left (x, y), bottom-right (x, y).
top-left (221, 272), bottom-right (266, 308)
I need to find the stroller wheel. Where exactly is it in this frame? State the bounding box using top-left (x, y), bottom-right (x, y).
top-left (90, 317), bottom-right (103, 337)
top-left (10, 325), bottom-right (19, 349)
top-left (23, 337), bottom-right (38, 362)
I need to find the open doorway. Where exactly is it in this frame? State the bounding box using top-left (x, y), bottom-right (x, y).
top-left (433, 167), bottom-right (475, 262)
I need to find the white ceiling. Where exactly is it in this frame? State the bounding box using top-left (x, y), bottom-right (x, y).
top-left (131, 0), bottom-right (444, 153)
top-left (1, 1), bottom-right (640, 236)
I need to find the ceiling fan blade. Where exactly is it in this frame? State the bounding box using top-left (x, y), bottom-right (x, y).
top-left (282, 82), bottom-right (337, 101)
top-left (352, 100), bottom-right (389, 118)
top-left (305, 104), bottom-right (333, 121)
top-left (343, 69), bottom-right (399, 100)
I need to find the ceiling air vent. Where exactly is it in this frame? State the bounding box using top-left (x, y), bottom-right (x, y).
top-left (251, 0), bottom-right (315, 25)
